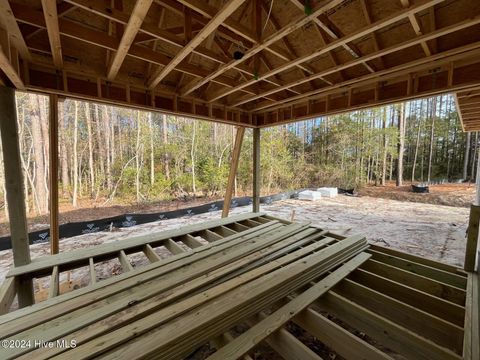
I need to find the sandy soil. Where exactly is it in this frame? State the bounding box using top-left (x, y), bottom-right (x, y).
top-left (0, 194), bottom-right (469, 287)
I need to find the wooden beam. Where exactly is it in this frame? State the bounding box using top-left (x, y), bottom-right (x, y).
top-left (119, 250), bottom-right (133, 272)
top-left (0, 0), bottom-right (31, 60)
top-left (465, 204), bottom-right (480, 272)
top-left (143, 244), bottom-right (161, 263)
top-left (294, 307), bottom-right (394, 360)
top-left (233, 10), bottom-right (477, 108)
top-left (148, 0), bottom-right (246, 89)
top-left (41, 0), bottom-right (63, 68)
top-left (180, 0), bottom-right (346, 96)
top-left (252, 127), bottom-right (260, 213)
top-left (207, 253), bottom-right (371, 360)
top-left (0, 277), bottom-right (16, 315)
top-left (0, 86), bottom-right (34, 307)
top-left (107, 0), bottom-right (153, 81)
top-left (89, 257), bottom-right (96, 285)
top-left (222, 126), bottom-right (245, 218)
top-left (463, 272), bottom-right (479, 360)
top-left (207, 0), bottom-right (448, 103)
top-left (0, 43), bottom-right (24, 89)
top-left (48, 265), bottom-right (59, 298)
top-left (49, 94), bottom-right (59, 254)
top-left (253, 41), bottom-right (480, 117)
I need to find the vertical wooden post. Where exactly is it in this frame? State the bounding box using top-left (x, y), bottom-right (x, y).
top-left (0, 86), bottom-right (34, 307)
top-left (252, 127), bottom-right (260, 213)
top-left (222, 126), bottom-right (245, 218)
top-left (49, 94), bottom-right (59, 254)
top-left (465, 204), bottom-right (480, 272)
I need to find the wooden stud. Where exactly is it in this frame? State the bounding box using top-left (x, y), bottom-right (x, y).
top-left (181, 234), bottom-right (204, 249)
top-left (0, 86), bottom-right (34, 307)
top-left (222, 126), bottom-right (245, 217)
top-left (49, 94), bottom-right (59, 255)
top-left (463, 272), bottom-right (479, 360)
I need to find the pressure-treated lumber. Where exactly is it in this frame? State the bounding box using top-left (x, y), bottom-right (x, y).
top-left (0, 86), bottom-right (33, 307)
top-left (465, 204), bottom-right (480, 271)
top-left (17, 227), bottom-right (327, 359)
top-left (222, 126), bottom-right (245, 217)
top-left (333, 277), bottom-right (464, 354)
top-left (143, 244), bottom-right (161, 262)
top-left (207, 252), bottom-right (371, 360)
top-left (0, 221), bottom-right (284, 337)
top-left (463, 272), bottom-right (479, 360)
top-left (349, 268), bottom-right (465, 326)
top-left (83, 236), bottom-right (367, 359)
top-left (7, 212), bottom-right (267, 278)
top-left (0, 277), bottom-right (16, 315)
top-left (315, 291), bottom-right (462, 360)
top-left (360, 259), bottom-right (466, 305)
top-left (294, 307), bottom-right (394, 360)
top-left (48, 265), bottom-right (59, 299)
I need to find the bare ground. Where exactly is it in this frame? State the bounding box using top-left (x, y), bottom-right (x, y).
top-left (0, 192), bottom-right (470, 287)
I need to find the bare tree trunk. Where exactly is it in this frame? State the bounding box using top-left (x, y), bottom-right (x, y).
top-left (463, 131), bottom-right (471, 180)
top-left (59, 101), bottom-right (69, 196)
top-left (85, 103), bottom-right (95, 197)
top-left (427, 97), bottom-right (437, 182)
top-left (191, 121), bottom-right (196, 197)
top-left (72, 101), bottom-right (79, 207)
top-left (94, 104), bottom-right (106, 187)
top-left (149, 112), bottom-right (154, 186)
top-left (396, 103), bottom-right (405, 187)
top-left (471, 132), bottom-right (478, 181)
top-left (412, 117), bottom-right (422, 182)
top-left (135, 111), bottom-right (141, 202)
top-left (30, 95), bottom-right (48, 213)
top-left (162, 114), bottom-right (170, 180)
top-left (381, 108), bottom-right (388, 185)
top-left (103, 105), bottom-right (112, 192)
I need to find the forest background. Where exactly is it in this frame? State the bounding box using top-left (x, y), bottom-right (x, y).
top-left (0, 92), bottom-right (473, 222)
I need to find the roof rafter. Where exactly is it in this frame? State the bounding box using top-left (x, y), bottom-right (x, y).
top-left (233, 9), bottom-right (479, 108)
top-left (207, 0), bottom-right (447, 103)
top-left (289, 0), bottom-right (375, 73)
top-left (40, 0), bottom-right (63, 68)
top-left (147, 0), bottom-right (247, 90)
top-left (0, 0), bottom-right (31, 61)
top-left (180, 0), bottom-right (346, 97)
top-left (0, 41), bottom-right (24, 89)
top-left (401, 0), bottom-right (432, 56)
top-left (107, 0), bottom-right (153, 81)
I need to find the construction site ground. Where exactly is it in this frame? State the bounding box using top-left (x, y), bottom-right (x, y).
top-left (0, 183), bottom-right (473, 296)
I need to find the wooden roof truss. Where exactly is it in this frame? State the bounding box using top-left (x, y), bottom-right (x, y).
top-left (0, 0), bottom-right (478, 128)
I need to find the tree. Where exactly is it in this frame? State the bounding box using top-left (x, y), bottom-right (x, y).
top-left (396, 103), bottom-right (405, 186)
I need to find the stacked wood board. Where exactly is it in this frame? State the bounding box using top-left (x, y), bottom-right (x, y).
top-left (0, 212), bottom-right (475, 360)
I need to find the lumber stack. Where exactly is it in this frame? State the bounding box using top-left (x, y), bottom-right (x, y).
top-left (0, 216), bottom-right (368, 360)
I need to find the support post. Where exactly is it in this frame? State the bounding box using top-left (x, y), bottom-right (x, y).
top-left (465, 205), bottom-right (480, 272)
top-left (222, 126), bottom-right (245, 218)
top-left (0, 86), bottom-right (34, 307)
top-left (49, 94), bottom-right (59, 254)
top-left (252, 127), bottom-right (260, 213)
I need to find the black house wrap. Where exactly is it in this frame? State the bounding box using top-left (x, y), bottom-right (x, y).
top-left (0, 190), bottom-right (303, 251)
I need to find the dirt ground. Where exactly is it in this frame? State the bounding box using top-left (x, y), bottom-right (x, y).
top-left (0, 188), bottom-right (471, 285)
